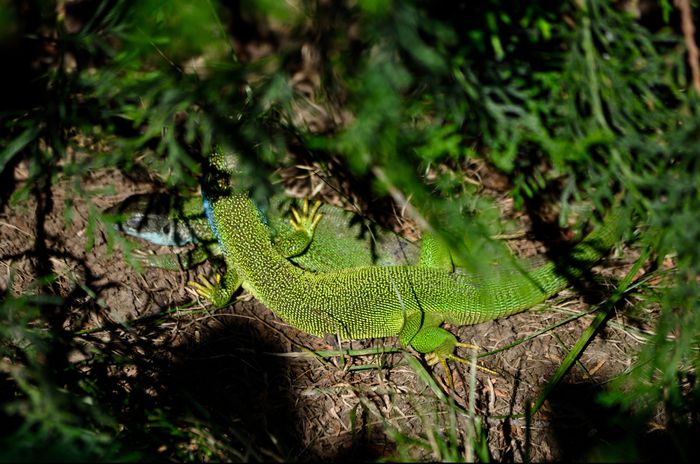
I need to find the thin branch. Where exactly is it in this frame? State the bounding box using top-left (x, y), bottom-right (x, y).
top-left (676, 0), bottom-right (700, 94)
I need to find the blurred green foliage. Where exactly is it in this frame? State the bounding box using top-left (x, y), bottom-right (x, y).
top-left (1, 0), bottom-right (699, 460)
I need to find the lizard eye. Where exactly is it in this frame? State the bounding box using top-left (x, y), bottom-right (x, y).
top-left (162, 223), bottom-right (171, 235)
top-left (126, 214), bottom-right (144, 228)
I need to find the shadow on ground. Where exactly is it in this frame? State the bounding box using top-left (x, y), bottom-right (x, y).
top-left (77, 302), bottom-right (387, 461)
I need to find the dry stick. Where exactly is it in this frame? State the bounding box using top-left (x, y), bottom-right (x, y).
top-left (676, 0), bottom-right (700, 94)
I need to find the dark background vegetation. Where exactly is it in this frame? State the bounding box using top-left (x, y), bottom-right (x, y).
top-left (1, 0), bottom-right (699, 461)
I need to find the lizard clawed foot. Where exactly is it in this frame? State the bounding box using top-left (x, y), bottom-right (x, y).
top-left (289, 199), bottom-right (323, 236)
top-left (425, 343), bottom-right (498, 382)
top-left (455, 341), bottom-right (481, 351)
top-left (188, 273), bottom-right (222, 303)
top-left (424, 341), bottom-right (481, 367)
top-left (132, 248), bottom-right (158, 265)
top-left (445, 353), bottom-right (498, 376)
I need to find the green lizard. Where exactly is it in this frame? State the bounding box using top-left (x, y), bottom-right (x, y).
top-left (194, 152), bottom-right (626, 365)
top-left (108, 192), bottom-right (420, 272)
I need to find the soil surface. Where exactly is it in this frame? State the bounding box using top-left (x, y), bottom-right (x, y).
top-left (0, 157), bottom-right (649, 461)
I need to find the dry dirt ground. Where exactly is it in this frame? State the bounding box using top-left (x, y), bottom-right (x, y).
top-left (0, 159), bottom-right (650, 461)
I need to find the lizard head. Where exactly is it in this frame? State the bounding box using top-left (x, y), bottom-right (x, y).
top-left (106, 194), bottom-right (198, 246)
